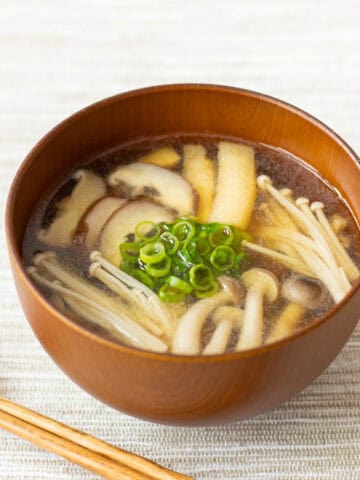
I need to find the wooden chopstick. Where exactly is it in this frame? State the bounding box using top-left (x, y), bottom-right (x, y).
top-left (0, 397), bottom-right (193, 480)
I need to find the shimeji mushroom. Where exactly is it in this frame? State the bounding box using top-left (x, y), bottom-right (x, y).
top-left (172, 292), bottom-right (233, 355)
top-left (236, 268), bottom-right (279, 351)
top-left (243, 174), bottom-right (357, 304)
top-left (38, 170), bottom-right (106, 247)
top-left (266, 275), bottom-right (328, 344)
top-left (202, 306), bottom-right (244, 355)
top-left (28, 265), bottom-right (168, 352)
top-left (217, 276), bottom-right (245, 307)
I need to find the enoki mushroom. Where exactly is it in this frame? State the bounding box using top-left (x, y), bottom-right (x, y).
top-left (29, 252), bottom-right (168, 352)
top-left (244, 175), bottom-right (359, 304)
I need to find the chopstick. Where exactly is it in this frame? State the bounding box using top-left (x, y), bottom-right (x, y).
top-left (0, 397), bottom-right (193, 480)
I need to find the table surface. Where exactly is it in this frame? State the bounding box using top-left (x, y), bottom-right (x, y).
top-left (1, 1), bottom-right (359, 478)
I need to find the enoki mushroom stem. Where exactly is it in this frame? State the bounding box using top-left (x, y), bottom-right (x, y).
top-left (29, 258), bottom-right (168, 353)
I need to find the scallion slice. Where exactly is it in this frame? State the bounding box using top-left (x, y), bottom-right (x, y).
top-left (135, 221), bottom-right (160, 242)
top-left (210, 245), bottom-right (236, 271)
top-left (189, 264), bottom-right (214, 291)
top-left (139, 242), bottom-right (166, 264)
top-left (145, 256), bottom-right (171, 277)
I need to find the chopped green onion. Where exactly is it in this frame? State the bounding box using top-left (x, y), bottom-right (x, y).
top-left (118, 217), bottom-right (251, 303)
top-left (171, 254), bottom-right (189, 277)
top-left (195, 281), bottom-right (219, 298)
top-left (135, 221), bottom-right (160, 242)
top-left (160, 231), bottom-right (180, 255)
top-left (172, 220), bottom-right (196, 242)
top-left (132, 269), bottom-right (155, 290)
top-left (139, 242), bottom-right (166, 264)
top-left (187, 237), bottom-right (211, 257)
top-left (145, 256), bottom-right (171, 277)
top-left (209, 224), bottom-right (234, 247)
top-left (119, 242), bottom-right (141, 263)
top-left (189, 264), bottom-right (214, 291)
top-left (166, 275), bottom-right (193, 294)
top-left (210, 245), bottom-right (236, 271)
top-left (158, 284), bottom-right (185, 303)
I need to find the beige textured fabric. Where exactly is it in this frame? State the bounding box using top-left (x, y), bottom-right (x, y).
top-left (0, 1), bottom-right (359, 478)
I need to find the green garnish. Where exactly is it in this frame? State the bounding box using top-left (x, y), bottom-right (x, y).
top-left (118, 217), bottom-right (250, 303)
top-left (208, 224), bottom-right (234, 247)
top-left (135, 221), bottom-right (160, 242)
top-left (210, 245), bottom-right (236, 271)
top-left (119, 242), bottom-right (141, 263)
top-left (160, 231), bottom-right (180, 255)
top-left (139, 242), bottom-right (166, 264)
top-left (145, 256), bottom-right (171, 277)
top-left (172, 220), bottom-right (196, 242)
top-left (189, 264), bottom-right (214, 291)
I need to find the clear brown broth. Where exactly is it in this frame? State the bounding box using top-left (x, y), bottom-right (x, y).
top-left (22, 135), bottom-right (360, 349)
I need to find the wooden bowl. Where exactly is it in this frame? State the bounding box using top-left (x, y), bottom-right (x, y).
top-left (5, 85), bottom-right (360, 425)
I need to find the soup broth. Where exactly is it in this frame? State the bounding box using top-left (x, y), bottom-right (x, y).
top-left (23, 136), bottom-right (360, 354)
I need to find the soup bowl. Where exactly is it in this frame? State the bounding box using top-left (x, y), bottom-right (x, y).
top-left (5, 84), bottom-right (360, 425)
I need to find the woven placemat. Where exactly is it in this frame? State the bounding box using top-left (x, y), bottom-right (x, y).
top-left (0, 1), bottom-right (359, 478)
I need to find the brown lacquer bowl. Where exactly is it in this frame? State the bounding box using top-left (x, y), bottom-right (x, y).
top-left (5, 85), bottom-right (360, 425)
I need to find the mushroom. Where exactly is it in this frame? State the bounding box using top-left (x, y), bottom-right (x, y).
top-left (172, 292), bottom-right (233, 355)
top-left (107, 163), bottom-right (195, 216)
top-left (281, 275), bottom-right (328, 310)
top-left (236, 268), bottom-right (279, 351)
top-left (208, 141), bottom-right (256, 230)
top-left (38, 170), bottom-right (106, 247)
top-left (98, 199), bottom-right (175, 267)
top-left (182, 144), bottom-right (215, 222)
top-left (265, 275), bottom-right (328, 344)
top-left (310, 202), bottom-right (359, 282)
top-left (28, 264), bottom-right (168, 352)
top-left (244, 175), bottom-right (355, 303)
top-left (203, 306), bottom-right (244, 355)
top-left (76, 196), bottom-right (127, 250)
top-left (217, 276), bottom-right (245, 307)
top-left (89, 250), bottom-right (173, 335)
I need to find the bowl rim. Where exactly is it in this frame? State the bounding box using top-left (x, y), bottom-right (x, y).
top-left (5, 83), bottom-right (360, 363)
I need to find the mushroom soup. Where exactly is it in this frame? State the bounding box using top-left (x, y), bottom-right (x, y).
top-left (23, 137), bottom-right (360, 354)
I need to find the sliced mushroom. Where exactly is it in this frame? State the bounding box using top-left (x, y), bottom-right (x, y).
top-left (98, 200), bottom-right (175, 266)
top-left (76, 196), bottom-right (127, 250)
top-left (38, 170), bottom-right (106, 247)
top-left (218, 276), bottom-right (245, 307)
top-left (208, 141), bottom-right (256, 230)
top-left (172, 292), bottom-right (233, 355)
top-left (236, 268), bottom-right (279, 351)
top-left (138, 146), bottom-right (181, 168)
top-left (182, 144), bottom-right (215, 222)
top-left (107, 163), bottom-right (195, 216)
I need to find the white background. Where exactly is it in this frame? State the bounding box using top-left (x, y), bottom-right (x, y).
top-left (0, 1), bottom-right (359, 478)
